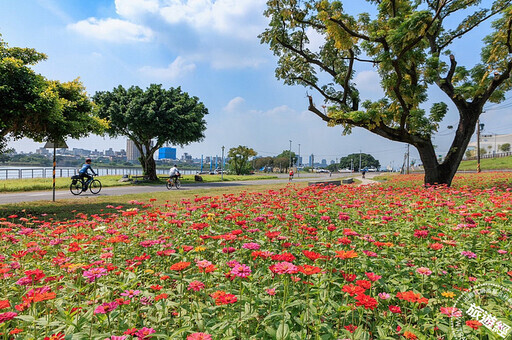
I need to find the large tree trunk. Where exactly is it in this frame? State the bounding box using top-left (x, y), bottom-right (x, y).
top-left (141, 154), bottom-right (157, 180)
top-left (415, 109), bottom-right (479, 187)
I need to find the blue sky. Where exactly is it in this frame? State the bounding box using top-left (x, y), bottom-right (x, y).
top-left (2, 0), bottom-right (511, 169)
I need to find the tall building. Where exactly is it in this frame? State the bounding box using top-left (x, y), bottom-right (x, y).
top-left (158, 147), bottom-right (177, 160)
top-left (126, 139), bottom-right (141, 162)
top-left (309, 154), bottom-right (314, 167)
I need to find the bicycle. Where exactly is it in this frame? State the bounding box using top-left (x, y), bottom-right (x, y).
top-left (166, 175), bottom-right (181, 190)
top-left (70, 175), bottom-right (102, 195)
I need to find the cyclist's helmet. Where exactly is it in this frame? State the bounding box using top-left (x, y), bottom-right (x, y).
top-left (86, 158), bottom-right (92, 162)
top-left (174, 164), bottom-right (177, 167)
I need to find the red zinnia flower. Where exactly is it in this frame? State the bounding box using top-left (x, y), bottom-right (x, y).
top-left (170, 262), bottom-right (191, 271)
top-left (335, 250), bottom-right (358, 259)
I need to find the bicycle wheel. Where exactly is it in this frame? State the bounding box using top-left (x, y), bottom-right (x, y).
top-left (70, 181), bottom-right (83, 195)
top-left (175, 179), bottom-right (181, 189)
top-left (166, 179), bottom-right (172, 190)
top-left (89, 179), bottom-right (102, 194)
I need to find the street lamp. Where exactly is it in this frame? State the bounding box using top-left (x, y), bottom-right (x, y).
top-left (221, 146), bottom-right (225, 181)
top-left (289, 140), bottom-right (292, 169)
top-left (297, 143), bottom-right (300, 177)
top-left (477, 120), bottom-right (484, 173)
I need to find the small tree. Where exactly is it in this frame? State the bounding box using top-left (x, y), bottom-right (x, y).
top-left (254, 156), bottom-right (274, 171)
top-left (94, 85), bottom-right (208, 180)
top-left (500, 143), bottom-right (511, 152)
top-left (228, 145), bottom-right (257, 175)
top-left (1, 35), bottom-right (100, 151)
top-left (339, 153), bottom-right (380, 171)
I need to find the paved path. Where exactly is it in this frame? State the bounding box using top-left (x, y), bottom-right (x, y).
top-left (0, 172), bottom-right (378, 205)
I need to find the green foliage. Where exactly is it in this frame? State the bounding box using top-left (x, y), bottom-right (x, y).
top-left (227, 145), bottom-right (257, 175)
top-left (338, 153), bottom-right (380, 171)
top-left (0, 34), bottom-right (101, 152)
top-left (261, 0), bottom-right (512, 185)
top-left (500, 143), bottom-right (511, 152)
top-left (93, 84), bottom-right (208, 180)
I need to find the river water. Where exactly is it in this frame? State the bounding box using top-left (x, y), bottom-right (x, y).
top-left (0, 166), bottom-right (196, 180)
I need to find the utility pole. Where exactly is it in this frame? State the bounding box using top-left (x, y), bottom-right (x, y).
top-left (221, 146), bottom-right (225, 181)
top-left (359, 150), bottom-right (362, 172)
top-left (289, 140), bottom-right (292, 169)
top-left (297, 143), bottom-right (300, 177)
top-left (407, 144), bottom-right (410, 175)
top-left (477, 119), bottom-right (482, 173)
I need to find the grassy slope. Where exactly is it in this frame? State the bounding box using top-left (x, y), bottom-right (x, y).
top-left (457, 156), bottom-right (512, 171)
top-left (0, 182), bottom-right (297, 220)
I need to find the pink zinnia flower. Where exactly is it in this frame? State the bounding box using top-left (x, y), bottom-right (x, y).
top-left (187, 333), bottom-right (212, 340)
top-left (188, 281), bottom-right (205, 292)
top-left (134, 327), bottom-right (156, 339)
top-left (242, 242), bottom-right (260, 250)
top-left (378, 292), bottom-right (391, 300)
top-left (468, 276), bottom-right (477, 282)
top-left (94, 301), bottom-right (119, 314)
top-left (440, 306), bottom-right (462, 317)
top-left (196, 260), bottom-right (212, 269)
top-left (269, 261), bottom-right (298, 275)
top-left (266, 288), bottom-right (276, 296)
top-left (105, 337), bottom-right (128, 340)
top-left (0, 312), bottom-right (17, 324)
top-left (120, 290), bottom-right (141, 298)
top-left (461, 251), bottom-right (477, 259)
top-left (83, 267), bottom-right (107, 282)
top-left (230, 264), bottom-right (252, 278)
top-left (416, 267), bottom-right (432, 276)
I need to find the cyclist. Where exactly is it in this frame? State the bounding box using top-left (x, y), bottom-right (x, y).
top-left (169, 164), bottom-right (180, 184)
top-left (79, 158), bottom-right (97, 188)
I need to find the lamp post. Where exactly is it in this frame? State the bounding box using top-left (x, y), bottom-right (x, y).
top-left (221, 146), bottom-right (225, 181)
top-left (297, 143), bottom-right (300, 177)
top-left (44, 137), bottom-right (68, 202)
top-left (289, 140), bottom-right (292, 169)
top-left (477, 120), bottom-right (484, 173)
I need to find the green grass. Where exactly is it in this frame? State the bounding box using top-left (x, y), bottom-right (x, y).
top-left (0, 174), bottom-right (278, 193)
top-left (0, 175), bottom-right (131, 193)
top-left (0, 182), bottom-right (296, 220)
top-left (457, 156), bottom-right (512, 171)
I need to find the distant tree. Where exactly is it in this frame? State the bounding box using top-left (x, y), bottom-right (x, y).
top-left (228, 146), bottom-right (257, 175)
top-left (0, 35), bottom-right (101, 152)
top-left (261, 0), bottom-right (512, 186)
top-left (500, 143), bottom-right (511, 152)
top-left (0, 148), bottom-right (13, 163)
top-left (339, 153), bottom-right (380, 171)
top-left (93, 85), bottom-right (208, 180)
top-left (254, 156), bottom-right (274, 171)
top-left (276, 150), bottom-right (297, 171)
top-left (274, 156), bottom-right (290, 172)
top-left (465, 149), bottom-right (475, 158)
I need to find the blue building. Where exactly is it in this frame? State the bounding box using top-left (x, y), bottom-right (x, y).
top-left (158, 147), bottom-right (177, 160)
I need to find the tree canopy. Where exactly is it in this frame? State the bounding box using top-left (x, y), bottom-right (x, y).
top-left (261, 0), bottom-right (512, 186)
top-left (0, 34), bottom-right (102, 151)
top-left (337, 153), bottom-right (380, 171)
top-left (228, 145), bottom-right (257, 175)
top-left (93, 84), bottom-right (208, 180)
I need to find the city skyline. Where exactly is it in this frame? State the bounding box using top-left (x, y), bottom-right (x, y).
top-left (2, 0), bottom-right (512, 169)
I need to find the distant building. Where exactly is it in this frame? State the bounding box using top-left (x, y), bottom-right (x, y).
top-left (467, 133), bottom-right (512, 154)
top-left (321, 159), bottom-right (327, 167)
top-left (181, 152), bottom-right (193, 162)
top-left (309, 154), bottom-right (314, 167)
top-left (126, 139), bottom-right (140, 162)
top-left (158, 147), bottom-right (177, 160)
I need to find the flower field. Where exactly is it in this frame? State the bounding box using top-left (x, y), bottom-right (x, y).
top-left (1, 173), bottom-right (511, 339)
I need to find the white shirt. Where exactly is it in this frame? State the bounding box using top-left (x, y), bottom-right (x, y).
top-left (169, 167), bottom-right (179, 176)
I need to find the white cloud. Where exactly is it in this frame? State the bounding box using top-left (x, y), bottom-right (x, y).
top-left (224, 97), bottom-right (246, 112)
top-left (115, 0), bottom-right (159, 21)
top-left (139, 56), bottom-right (196, 80)
top-left (68, 18), bottom-right (153, 43)
top-left (158, 0), bottom-right (266, 40)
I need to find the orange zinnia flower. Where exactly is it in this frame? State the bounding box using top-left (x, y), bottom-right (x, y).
top-left (298, 265), bottom-right (322, 275)
top-left (169, 261), bottom-right (191, 271)
top-left (335, 250), bottom-right (358, 259)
